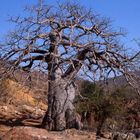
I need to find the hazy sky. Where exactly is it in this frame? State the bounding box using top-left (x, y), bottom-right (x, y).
top-left (0, 0), bottom-right (140, 48)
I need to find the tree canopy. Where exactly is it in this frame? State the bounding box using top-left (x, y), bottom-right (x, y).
top-left (1, 1), bottom-right (139, 84)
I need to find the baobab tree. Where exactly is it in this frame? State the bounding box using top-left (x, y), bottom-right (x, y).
top-left (0, 1), bottom-right (140, 130)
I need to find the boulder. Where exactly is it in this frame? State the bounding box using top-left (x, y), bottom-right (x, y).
top-left (1, 127), bottom-right (52, 140)
top-left (112, 132), bottom-right (137, 140)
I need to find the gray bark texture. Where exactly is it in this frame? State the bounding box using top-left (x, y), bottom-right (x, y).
top-left (42, 68), bottom-right (82, 131)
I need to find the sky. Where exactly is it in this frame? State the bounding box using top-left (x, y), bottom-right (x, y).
top-left (0, 0), bottom-right (140, 49)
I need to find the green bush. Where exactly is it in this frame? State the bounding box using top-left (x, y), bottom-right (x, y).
top-left (76, 80), bottom-right (139, 133)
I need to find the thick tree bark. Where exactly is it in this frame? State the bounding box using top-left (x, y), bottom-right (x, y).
top-left (42, 69), bottom-right (82, 131)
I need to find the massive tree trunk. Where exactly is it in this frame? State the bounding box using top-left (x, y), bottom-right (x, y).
top-left (42, 68), bottom-right (82, 131)
top-left (41, 32), bottom-right (83, 131)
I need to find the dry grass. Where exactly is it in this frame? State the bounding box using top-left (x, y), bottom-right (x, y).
top-left (0, 78), bottom-right (47, 110)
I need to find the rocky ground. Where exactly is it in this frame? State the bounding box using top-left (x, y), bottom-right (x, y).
top-left (0, 126), bottom-right (139, 140)
top-left (1, 127), bottom-right (97, 140)
top-left (0, 78), bottom-right (139, 140)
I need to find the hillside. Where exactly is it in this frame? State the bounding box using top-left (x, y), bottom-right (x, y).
top-left (0, 76), bottom-right (48, 137)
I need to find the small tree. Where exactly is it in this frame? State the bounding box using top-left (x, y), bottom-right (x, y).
top-left (77, 81), bottom-right (118, 134)
top-left (0, 1), bottom-right (139, 131)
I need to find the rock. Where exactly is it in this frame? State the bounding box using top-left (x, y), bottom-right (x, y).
top-left (132, 129), bottom-right (140, 139)
top-left (1, 126), bottom-right (53, 140)
top-left (112, 132), bottom-right (137, 140)
top-left (1, 127), bottom-right (97, 140)
top-left (102, 132), bottom-right (112, 139)
top-left (0, 125), bottom-right (11, 138)
top-left (20, 105), bottom-right (45, 119)
top-left (0, 104), bottom-right (46, 126)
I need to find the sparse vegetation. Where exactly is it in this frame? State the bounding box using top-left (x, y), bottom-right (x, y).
top-left (76, 81), bottom-right (140, 135)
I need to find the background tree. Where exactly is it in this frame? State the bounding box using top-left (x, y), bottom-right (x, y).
top-left (77, 81), bottom-right (121, 135)
top-left (77, 81), bottom-right (140, 134)
top-left (0, 1), bottom-right (140, 131)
